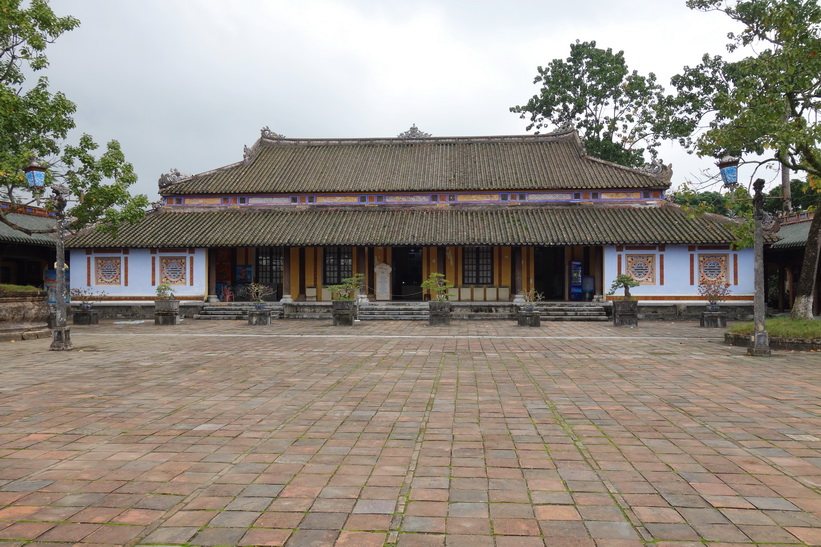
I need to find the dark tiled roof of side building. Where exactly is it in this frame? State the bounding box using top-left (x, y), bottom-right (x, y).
top-left (160, 129), bottom-right (673, 196)
top-left (67, 203), bottom-right (740, 248)
top-left (0, 212), bottom-right (56, 246)
top-left (770, 214), bottom-right (815, 249)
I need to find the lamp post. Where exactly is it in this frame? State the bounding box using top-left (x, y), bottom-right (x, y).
top-left (24, 161), bottom-right (72, 350)
top-left (748, 178), bottom-right (770, 357)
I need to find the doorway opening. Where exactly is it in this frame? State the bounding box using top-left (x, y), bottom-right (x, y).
top-left (392, 247), bottom-right (423, 300)
top-left (534, 246), bottom-right (565, 300)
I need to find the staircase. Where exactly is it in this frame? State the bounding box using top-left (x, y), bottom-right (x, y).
top-left (194, 302), bottom-right (283, 320)
top-left (534, 302), bottom-right (609, 321)
top-left (357, 302), bottom-right (429, 321)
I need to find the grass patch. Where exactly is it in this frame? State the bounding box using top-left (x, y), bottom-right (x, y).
top-left (0, 283), bottom-right (41, 292)
top-left (729, 317), bottom-right (821, 339)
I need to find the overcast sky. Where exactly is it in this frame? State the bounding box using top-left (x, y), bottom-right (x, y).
top-left (45, 0), bottom-right (760, 202)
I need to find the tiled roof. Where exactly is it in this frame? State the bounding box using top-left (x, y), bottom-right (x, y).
top-left (161, 130), bottom-right (672, 196)
top-left (0, 213), bottom-right (56, 246)
top-left (770, 218), bottom-right (812, 249)
top-left (67, 204), bottom-right (739, 248)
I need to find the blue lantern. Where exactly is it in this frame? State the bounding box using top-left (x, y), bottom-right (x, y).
top-left (23, 161), bottom-right (47, 189)
top-left (716, 156), bottom-right (740, 187)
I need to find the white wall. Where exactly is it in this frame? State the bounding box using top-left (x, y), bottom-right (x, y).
top-left (603, 245), bottom-right (754, 299)
top-left (68, 248), bottom-right (207, 300)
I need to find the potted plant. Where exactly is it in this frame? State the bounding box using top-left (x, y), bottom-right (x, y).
top-left (329, 273), bottom-right (364, 326)
top-left (421, 273), bottom-right (454, 326)
top-left (698, 279), bottom-right (731, 327)
top-left (518, 289), bottom-right (543, 327)
top-left (154, 284), bottom-right (180, 325)
top-left (247, 282), bottom-right (274, 325)
top-left (607, 274), bottom-right (640, 327)
top-left (70, 288), bottom-right (106, 325)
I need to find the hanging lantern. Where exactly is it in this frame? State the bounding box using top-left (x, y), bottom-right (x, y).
top-left (23, 160), bottom-right (47, 189)
top-left (716, 155), bottom-right (740, 187)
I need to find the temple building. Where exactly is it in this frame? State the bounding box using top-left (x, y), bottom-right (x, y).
top-left (65, 126), bottom-right (755, 308)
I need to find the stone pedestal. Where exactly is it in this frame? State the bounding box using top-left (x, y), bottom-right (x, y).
top-left (429, 301), bottom-right (452, 326)
top-left (700, 311), bottom-right (726, 328)
top-left (748, 330), bottom-right (771, 356)
top-left (332, 301), bottom-right (356, 326)
top-left (517, 311), bottom-right (541, 327)
top-left (154, 313), bottom-right (180, 326)
top-left (613, 300), bottom-right (638, 327)
top-left (73, 310), bottom-right (99, 325)
top-left (50, 326), bottom-right (72, 351)
top-left (248, 309), bottom-right (272, 326)
top-left (154, 299), bottom-right (181, 325)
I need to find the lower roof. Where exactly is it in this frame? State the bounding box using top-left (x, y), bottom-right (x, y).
top-left (0, 213), bottom-right (56, 246)
top-left (67, 205), bottom-right (741, 248)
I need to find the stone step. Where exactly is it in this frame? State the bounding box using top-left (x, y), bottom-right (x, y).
top-left (193, 314), bottom-right (248, 320)
top-left (359, 315), bottom-right (428, 321)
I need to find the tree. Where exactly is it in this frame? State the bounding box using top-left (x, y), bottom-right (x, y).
top-left (0, 0), bottom-right (148, 349)
top-left (664, 0), bottom-right (821, 319)
top-left (765, 177), bottom-right (818, 214)
top-left (511, 40), bottom-right (668, 168)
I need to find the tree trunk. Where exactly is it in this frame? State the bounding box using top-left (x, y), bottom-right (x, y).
top-left (790, 209), bottom-right (821, 320)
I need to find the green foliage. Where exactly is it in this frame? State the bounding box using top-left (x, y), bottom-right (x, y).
top-left (155, 284), bottom-right (175, 300)
top-left (329, 273), bottom-right (364, 301)
top-left (729, 316), bottom-right (821, 338)
top-left (511, 40), bottom-right (668, 167)
top-left (765, 177), bottom-right (819, 213)
top-left (0, 0), bottom-right (147, 237)
top-left (663, 0), bottom-right (821, 180)
top-left (420, 272), bottom-right (454, 301)
top-left (0, 283), bottom-right (41, 292)
top-left (607, 274), bottom-right (640, 299)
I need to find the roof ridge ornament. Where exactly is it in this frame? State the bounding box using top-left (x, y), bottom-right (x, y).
top-left (261, 126), bottom-right (285, 140)
top-left (397, 124), bottom-right (431, 139)
top-left (641, 159), bottom-right (673, 182)
top-left (158, 168), bottom-right (189, 189)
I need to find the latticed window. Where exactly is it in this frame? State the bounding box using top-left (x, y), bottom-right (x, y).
top-left (463, 247), bottom-right (493, 285)
top-left (255, 247), bottom-right (283, 286)
top-left (324, 247), bottom-right (352, 285)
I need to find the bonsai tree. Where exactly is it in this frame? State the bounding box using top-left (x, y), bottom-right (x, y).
top-left (421, 273), bottom-right (454, 301)
top-left (607, 274), bottom-right (640, 299)
top-left (155, 284), bottom-right (176, 300)
top-left (329, 273), bottom-right (364, 301)
top-left (69, 287), bottom-right (107, 310)
top-left (698, 279), bottom-right (731, 306)
top-left (247, 282), bottom-right (274, 303)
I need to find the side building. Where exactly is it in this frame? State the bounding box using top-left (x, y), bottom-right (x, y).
top-left (65, 127), bottom-right (755, 315)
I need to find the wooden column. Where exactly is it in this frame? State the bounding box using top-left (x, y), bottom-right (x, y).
top-left (281, 247), bottom-right (291, 301)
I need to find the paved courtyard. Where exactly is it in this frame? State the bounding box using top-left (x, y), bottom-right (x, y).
top-left (0, 319), bottom-right (820, 546)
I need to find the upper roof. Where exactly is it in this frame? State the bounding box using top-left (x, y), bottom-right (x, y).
top-left (0, 212), bottom-right (56, 246)
top-left (67, 203), bottom-right (738, 248)
top-left (160, 128), bottom-right (673, 196)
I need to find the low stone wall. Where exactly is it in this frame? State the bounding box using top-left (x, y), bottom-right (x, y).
top-left (69, 302), bottom-right (204, 320)
top-left (0, 290), bottom-right (51, 342)
top-left (633, 303), bottom-right (754, 321)
top-left (725, 332), bottom-right (821, 352)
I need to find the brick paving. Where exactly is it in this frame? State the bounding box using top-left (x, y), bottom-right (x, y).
top-left (0, 318), bottom-right (819, 546)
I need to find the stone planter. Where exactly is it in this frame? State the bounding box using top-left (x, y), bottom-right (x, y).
top-left (700, 311), bottom-right (726, 328)
top-left (248, 309), bottom-right (272, 326)
top-left (429, 301), bottom-right (452, 326)
top-left (517, 310), bottom-right (541, 327)
top-left (154, 299), bottom-right (180, 325)
top-left (332, 300), bottom-right (356, 326)
top-left (612, 300), bottom-right (638, 327)
top-left (0, 290), bottom-right (51, 341)
top-left (73, 310), bottom-right (99, 325)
